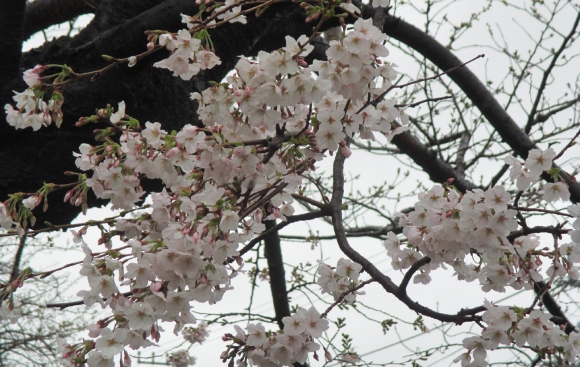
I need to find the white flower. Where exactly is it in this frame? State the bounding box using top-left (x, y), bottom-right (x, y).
top-left (167, 350), bottom-right (196, 367)
top-left (124, 302), bottom-right (154, 330)
top-left (212, 240), bottom-right (239, 264)
top-left (525, 148), bottom-right (556, 178)
top-left (338, 2), bottom-right (361, 14)
top-left (128, 57), bottom-right (137, 67)
top-left (542, 182), bottom-right (570, 202)
top-left (335, 258), bottom-right (362, 282)
top-left (282, 314), bottom-right (305, 335)
top-left (219, 210), bottom-right (239, 232)
top-left (95, 327), bottom-right (128, 358)
top-left (109, 101), bottom-right (126, 124)
top-left (141, 121), bottom-right (166, 148)
top-left (21, 196), bottom-right (39, 210)
top-left (568, 204), bottom-right (580, 217)
top-left (87, 351), bottom-right (114, 367)
top-left (315, 122), bottom-right (345, 151)
top-left (89, 275), bottom-right (118, 297)
top-left (483, 185), bottom-right (510, 212)
top-left (300, 307), bottom-right (329, 338)
top-left (462, 336), bottom-right (488, 364)
top-left (246, 323), bottom-right (267, 347)
top-left (269, 343), bottom-right (294, 366)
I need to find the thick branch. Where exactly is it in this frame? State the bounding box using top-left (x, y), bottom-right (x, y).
top-left (534, 281), bottom-right (576, 335)
top-left (390, 130), bottom-right (475, 193)
top-left (263, 220), bottom-right (291, 330)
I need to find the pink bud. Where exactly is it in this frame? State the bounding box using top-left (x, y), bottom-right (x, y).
top-left (199, 273), bottom-right (208, 284)
top-left (256, 162), bottom-right (265, 173)
top-left (76, 117), bottom-right (88, 126)
top-left (64, 190), bottom-right (74, 203)
top-left (147, 42), bottom-right (155, 51)
top-left (123, 350), bottom-right (132, 366)
top-left (324, 348), bottom-right (333, 362)
top-left (152, 281), bottom-right (163, 293)
top-left (62, 351), bottom-right (73, 359)
top-left (43, 110), bottom-right (52, 125)
top-left (165, 147), bottom-right (180, 158)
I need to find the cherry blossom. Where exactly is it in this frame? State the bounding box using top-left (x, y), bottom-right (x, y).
top-left (2, 5), bottom-right (580, 367)
top-left (525, 148), bottom-right (556, 177)
top-left (542, 182), bottom-right (570, 202)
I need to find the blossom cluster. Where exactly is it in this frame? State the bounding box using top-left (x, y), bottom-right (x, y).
top-left (386, 184), bottom-right (539, 290)
top-left (3, 1), bottom-right (577, 366)
top-left (456, 301), bottom-right (580, 366)
top-left (384, 148), bottom-right (579, 365)
top-left (167, 350), bottom-right (196, 367)
top-left (192, 18), bottom-right (406, 155)
top-left (504, 148), bottom-right (570, 202)
top-left (317, 258), bottom-right (364, 303)
top-left (221, 307), bottom-right (329, 367)
top-left (4, 64), bottom-right (64, 130)
top-left (386, 148), bottom-right (574, 291)
top-left (0, 17), bottom-right (413, 366)
top-left (153, 29), bottom-right (221, 80)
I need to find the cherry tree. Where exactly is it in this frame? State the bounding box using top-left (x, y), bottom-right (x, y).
top-left (1, 0), bottom-right (580, 366)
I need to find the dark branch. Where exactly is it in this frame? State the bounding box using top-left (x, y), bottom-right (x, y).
top-left (399, 256), bottom-right (430, 294)
top-left (263, 220), bottom-right (291, 330)
top-left (9, 237), bottom-right (27, 283)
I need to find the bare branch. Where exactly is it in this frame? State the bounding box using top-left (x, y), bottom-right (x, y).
top-left (525, 11), bottom-right (580, 134)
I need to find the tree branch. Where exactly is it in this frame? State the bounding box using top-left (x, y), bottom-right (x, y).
top-left (525, 11), bottom-right (580, 134)
top-left (375, 10), bottom-right (580, 203)
top-left (399, 256), bottom-right (430, 294)
top-left (9, 237), bottom-right (27, 283)
top-left (330, 143), bottom-right (482, 325)
top-left (263, 220), bottom-right (291, 330)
